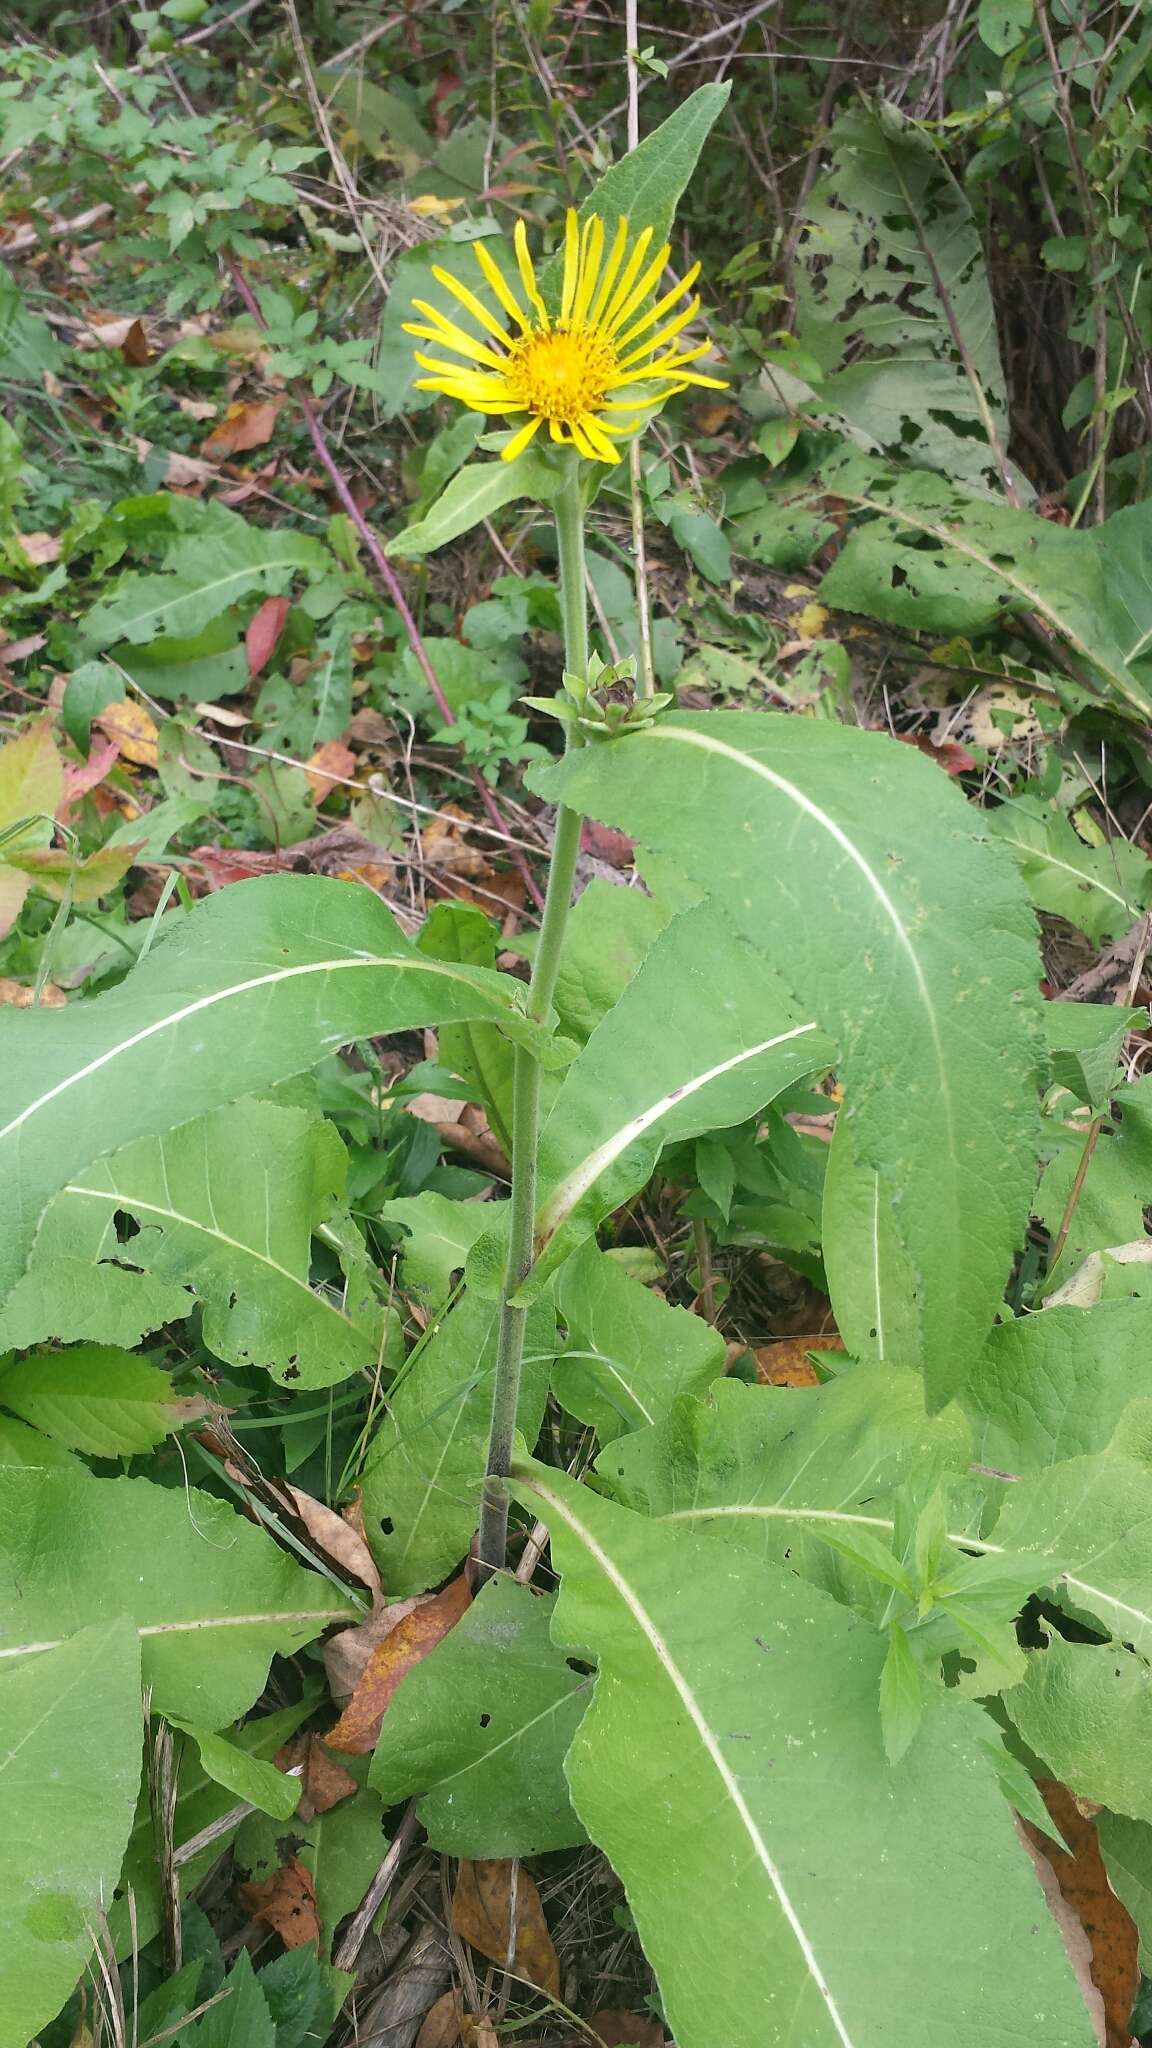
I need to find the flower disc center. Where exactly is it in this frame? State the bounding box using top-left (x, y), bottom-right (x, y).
top-left (507, 326), bottom-right (618, 422)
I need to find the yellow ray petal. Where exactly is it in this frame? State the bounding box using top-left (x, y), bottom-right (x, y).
top-left (406, 307), bottom-right (506, 370)
top-left (413, 350), bottom-right (516, 389)
top-left (572, 413), bottom-right (620, 464)
top-left (514, 219), bottom-right (550, 329)
top-left (606, 240), bottom-right (673, 336)
top-left (548, 418), bottom-right (570, 444)
top-left (599, 227), bottom-right (655, 333)
top-left (431, 265), bottom-right (512, 345)
top-left (588, 216), bottom-right (630, 327)
top-left (571, 214), bottom-right (605, 327)
top-left (615, 302), bottom-right (705, 372)
top-left (500, 414), bottom-right (544, 461)
top-left (474, 240), bottom-right (533, 332)
top-left (614, 262), bottom-right (701, 351)
top-left (560, 208), bottom-right (581, 324)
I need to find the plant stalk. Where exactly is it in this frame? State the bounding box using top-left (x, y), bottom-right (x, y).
top-left (477, 457), bottom-right (588, 1576)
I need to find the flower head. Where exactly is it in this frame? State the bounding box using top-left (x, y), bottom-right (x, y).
top-left (404, 210), bottom-right (726, 465)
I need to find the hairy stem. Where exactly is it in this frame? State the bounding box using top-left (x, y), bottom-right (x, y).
top-left (477, 457), bottom-right (588, 1576)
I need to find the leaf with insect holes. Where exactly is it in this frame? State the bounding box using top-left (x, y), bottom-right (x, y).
top-left (531, 711), bottom-right (1044, 1405)
top-left (530, 898), bottom-right (833, 1295)
top-left (964, 1299), bottom-right (1152, 1472)
top-left (511, 1460), bottom-right (1094, 2048)
top-left (369, 1578), bottom-right (589, 1855)
top-left (0, 1464), bottom-right (357, 1728)
top-left (40, 1098), bottom-right (390, 1390)
top-left (986, 795), bottom-right (1152, 945)
top-left (0, 1618), bottom-right (142, 2048)
top-left (987, 1439), bottom-right (1152, 1657)
top-left (0, 1345), bottom-right (209, 1454)
top-left (1007, 1635), bottom-right (1152, 1826)
top-left (0, 873), bottom-right (556, 1301)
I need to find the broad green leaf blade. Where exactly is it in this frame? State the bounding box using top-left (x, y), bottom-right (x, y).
top-left (533, 899), bottom-right (833, 1288)
top-left (51, 1099), bottom-right (385, 1389)
top-left (988, 1446), bottom-right (1152, 1655)
top-left (389, 454), bottom-right (561, 558)
top-left (794, 104), bottom-right (1011, 493)
top-left (418, 903), bottom-right (515, 1151)
top-left (369, 1578), bottom-right (588, 1855)
top-left (820, 1110), bottom-right (919, 1369)
top-left (987, 796), bottom-right (1150, 944)
top-left (0, 1617), bottom-right (142, 2048)
top-left (556, 1241), bottom-right (724, 1442)
top-left (82, 528), bottom-right (331, 649)
top-left (0, 1345), bottom-right (204, 1454)
top-left (0, 1415), bottom-right (77, 1468)
top-left (531, 713), bottom-right (1044, 1403)
top-left (1036, 1076), bottom-right (1152, 1292)
top-left (0, 1466), bottom-right (357, 1727)
top-left (187, 1950), bottom-right (274, 2048)
top-left (379, 1191), bottom-right (495, 1312)
top-left (168, 1720), bottom-right (301, 1822)
top-left (360, 1290), bottom-right (556, 1593)
top-left (235, 1781), bottom-right (387, 1961)
top-left (1098, 1812), bottom-right (1152, 1974)
top-left (0, 873), bottom-right (545, 1298)
top-left (964, 1300), bottom-right (1152, 1470)
top-left (604, 1367), bottom-right (969, 1618)
top-left (0, 1255), bottom-right (188, 1351)
top-left (538, 84), bottom-right (731, 302)
top-left (512, 1461), bottom-right (1094, 2048)
top-left (550, 877), bottom-right (672, 1046)
top-left (1007, 1636), bottom-right (1152, 1824)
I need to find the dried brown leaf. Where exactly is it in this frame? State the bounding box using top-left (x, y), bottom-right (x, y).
top-left (450, 1860), bottom-right (560, 1997)
top-left (326, 1574), bottom-right (471, 1753)
top-left (1024, 1781), bottom-right (1137, 2048)
top-left (202, 398), bottom-right (282, 460)
top-left (237, 1854), bottom-right (321, 1951)
top-left (591, 2013), bottom-right (666, 2048)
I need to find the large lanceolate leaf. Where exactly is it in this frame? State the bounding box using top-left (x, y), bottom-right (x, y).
top-left (41, 1098), bottom-right (386, 1388)
top-left (0, 1466), bottom-right (357, 1727)
top-left (964, 1299), bottom-right (1152, 1470)
top-left (1007, 1635), bottom-right (1152, 1825)
top-left (532, 714), bottom-right (1044, 1404)
top-left (0, 874), bottom-right (547, 1299)
top-left (369, 1578), bottom-right (588, 1855)
top-left (556, 1242), bottom-right (724, 1442)
top-left (987, 1445), bottom-right (1152, 1657)
top-left (0, 1618), bottom-right (142, 2048)
top-left (512, 1462), bottom-right (1093, 2048)
top-left (794, 103), bottom-right (1011, 493)
top-left (531, 899), bottom-right (833, 1290)
top-left (360, 1290), bottom-right (556, 1593)
top-left (82, 527), bottom-right (330, 650)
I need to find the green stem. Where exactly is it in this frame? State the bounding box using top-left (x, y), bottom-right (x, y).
top-left (477, 455), bottom-right (588, 1577)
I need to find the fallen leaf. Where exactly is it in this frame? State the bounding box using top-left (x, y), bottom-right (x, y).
top-left (245, 594), bottom-right (291, 681)
top-left (202, 398), bottom-right (282, 460)
top-left (14, 532), bottom-right (61, 567)
top-left (0, 633), bottom-right (47, 667)
top-left (1024, 1781), bottom-right (1137, 2048)
top-left (580, 818), bottom-right (634, 869)
top-left (323, 1592), bottom-right (432, 1703)
top-left (450, 1860), bottom-right (560, 1997)
top-left (194, 701), bottom-right (249, 728)
top-left (131, 437), bottom-right (217, 489)
top-left (414, 1990), bottom-right (465, 2048)
top-left (337, 859), bottom-right (392, 892)
top-left (421, 804), bottom-right (490, 878)
top-left (9, 842), bottom-right (141, 903)
top-left (177, 396), bottom-right (217, 421)
top-left (189, 846), bottom-right (274, 889)
top-left (58, 737), bottom-right (119, 817)
top-left (274, 1732), bottom-right (359, 1822)
top-left (304, 740), bottom-right (357, 805)
top-left (754, 1334), bottom-right (844, 1386)
top-left (85, 314), bottom-right (151, 364)
top-left (238, 1854), bottom-right (321, 1950)
top-left (0, 977), bottom-right (65, 1007)
top-left (286, 1483), bottom-right (382, 1602)
top-left (94, 699), bottom-right (158, 769)
top-left (326, 1573), bottom-right (472, 1753)
top-left (591, 2013), bottom-right (666, 2048)
top-left (895, 732), bottom-right (977, 777)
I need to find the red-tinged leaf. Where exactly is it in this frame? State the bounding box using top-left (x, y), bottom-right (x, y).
top-left (202, 398), bottom-right (283, 460)
top-left (188, 846), bottom-right (281, 889)
top-left (894, 733), bottom-right (978, 776)
top-left (591, 2014), bottom-right (666, 2048)
top-left (274, 1732), bottom-right (359, 1821)
top-left (326, 1573), bottom-right (472, 1754)
top-left (246, 596), bottom-right (291, 681)
top-left (450, 1860), bottom-right (560, 1996)
top-left (58, 738), bottom-right (120, 818)
top-left (304, 740), bottom-right (356, 805)
top-left (237, 1854), bottom-right (321, 1950)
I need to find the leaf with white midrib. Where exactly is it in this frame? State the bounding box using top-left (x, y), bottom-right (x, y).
top-left (531, 712), bottom-right (1043, 1403)
top-left (513, 1459), bottom-right (1094, 2048)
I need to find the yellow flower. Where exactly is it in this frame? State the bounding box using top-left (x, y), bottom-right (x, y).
top-left (403, 209), bottom-right (726, 465)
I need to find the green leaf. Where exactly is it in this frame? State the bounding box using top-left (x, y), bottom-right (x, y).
top-left (1044, 998), bottom-right (1144, 1109)
top-left (0, 1257), bottom-right (189, 1351)
top-left (965, 1300), bottom-right (1152, 1471)
top-left (988, 1444), bottom-right (1152, 1656)
top-left (168, 1719), bottom-right (301, 1822)
top-left (0, 873), bottom-right (549, 1299)
top-left (0, 1345), bottom-right (205, 1454)
top-left (987, 796), bottom-right (1151, 944)
top-left (820, 1110), bottom-right (920, 1369)
top-left (418, 903), bottom-right (514, 1150)
top-left (978, 0), bottom-right (1033, 53)
top-left (0, 1465), bottom-right (356, 1727)
top-left (0, 1415), bottom-right (77, 1468)
top-left (806, 1521), bottom-right (917, 1598)
top-left (794, 104), bottom-right (1011, 492)
top-left (879, 1623), bottom-right (923, 1765)
top-left (549, 877), bottom-right (672, 1045)
top-left (389, 454), bottom-right (562, 558)
top-left (0, 1618), bottom-right (142, 2048)
top-left (1007, 1634), bottom-right (1152, 1824)
top-left (61, 660), bottom-right (125, 751)
top-left (235, 1782), bottom-right (387, 1961)
top-left (512, 1459), bottom-right (1093, 2048)
top-left (369, 1578), bottom-right (588, 1854)
top-left (374, 239), bottom-right (523, 420)
top-left (82, 528), bottom-right (331, 649)
top-left (1036, 1077), bottom-right (1152, 1290)
top-left (360, 1289), bottom-right (555, 1593)
top-left (538, 85), bottom-right (731, 302)
top-left (531, 713), bottom-right (1043, 1404)
top-left (1098, 1810), bottom-right (1152, 1973)
top-left (48, 1099), bottom-right (387, 1390)
top-left (378, 1191), bottom-right (495, 1312)
top-left (187, 1950), bottom-right (274, 2048)
top-left (556, 1241), bottom-right (724, 1443)
top-left (532, 898), bottom-right (834, 1290)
